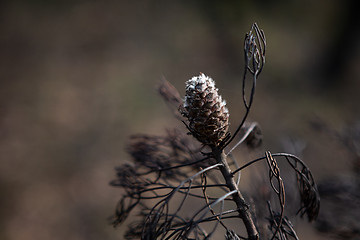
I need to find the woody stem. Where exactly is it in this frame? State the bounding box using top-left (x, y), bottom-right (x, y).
top-left (212, 147), bottom-right (259, 240)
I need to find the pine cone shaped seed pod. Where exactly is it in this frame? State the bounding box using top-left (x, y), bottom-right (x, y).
top-left (181, 73), bottom-right (229, 146)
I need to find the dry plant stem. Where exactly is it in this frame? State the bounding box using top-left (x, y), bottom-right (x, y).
top-left (212, 146), bottom-right (259, 240)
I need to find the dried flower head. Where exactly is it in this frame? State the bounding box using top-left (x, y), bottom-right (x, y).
top-left (181, 73), bottom-right (229, 146)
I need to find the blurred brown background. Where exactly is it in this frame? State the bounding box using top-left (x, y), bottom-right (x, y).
top-left (0, 1), bottom-right (359, 239)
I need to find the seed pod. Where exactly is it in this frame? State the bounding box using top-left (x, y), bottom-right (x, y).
top-left (240, 122), bottom-right (263, 149)
top-left (181, 73), bottom-right (229, 146)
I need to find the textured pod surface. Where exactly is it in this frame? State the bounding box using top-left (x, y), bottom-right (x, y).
top-left (181, 73), bottom-right (229, 146)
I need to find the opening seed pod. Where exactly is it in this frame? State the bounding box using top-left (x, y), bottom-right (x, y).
top-left (181, 73), bottom-right (230, 147)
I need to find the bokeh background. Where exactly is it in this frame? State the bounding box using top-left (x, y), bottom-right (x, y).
top-left (1, 1), bottom-right (359, 239)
